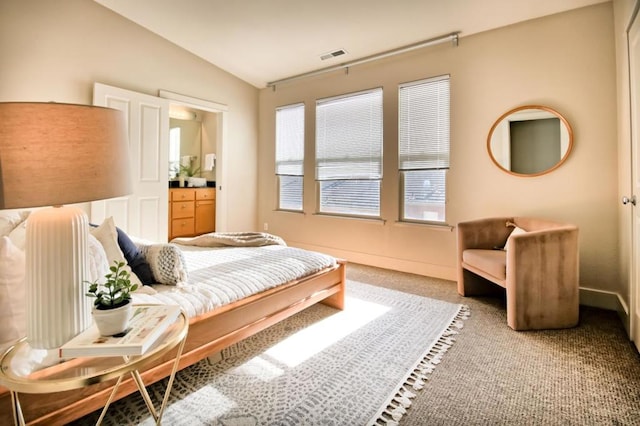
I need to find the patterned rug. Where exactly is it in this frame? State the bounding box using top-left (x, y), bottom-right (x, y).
top-left (77, 280), bottom-right (468, 425)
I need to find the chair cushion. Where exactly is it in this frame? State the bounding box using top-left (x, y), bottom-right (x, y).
top-left (462, 249), bottom-right (506, 281)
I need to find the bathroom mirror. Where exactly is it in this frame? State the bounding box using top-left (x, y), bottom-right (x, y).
top-left (169, 117), bottom-right (202, 178)
top-left (487, 105), bottom-right (573, 177)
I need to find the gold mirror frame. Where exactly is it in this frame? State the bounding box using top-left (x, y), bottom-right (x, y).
top-left (487, 105), bottom-right (574, 177)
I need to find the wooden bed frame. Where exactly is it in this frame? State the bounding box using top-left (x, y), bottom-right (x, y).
top-left (0, 260), bottom-right (346, 425)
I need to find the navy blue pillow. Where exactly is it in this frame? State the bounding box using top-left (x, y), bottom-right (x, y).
top-left (115, 227), bottom-right (155, 285)
top-left (90, 223), bottom-right (155, 285)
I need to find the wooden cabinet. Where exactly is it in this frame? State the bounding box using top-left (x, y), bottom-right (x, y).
top-left (195, 190), bottom-right (215, 235)
top-left (169, 188), bottom-right (215, 240)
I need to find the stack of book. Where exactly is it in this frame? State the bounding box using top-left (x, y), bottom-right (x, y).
top-left (59, 305), bottom-right (182, 358)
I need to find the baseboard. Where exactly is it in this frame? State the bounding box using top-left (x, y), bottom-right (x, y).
top-left (288, 242), bottom-right (457, 282)
top-left (580, 286), bottom-right (627, 311)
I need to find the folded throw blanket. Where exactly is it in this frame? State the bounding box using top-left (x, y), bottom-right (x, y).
top-left (171, 232), bottom-right (287, 248)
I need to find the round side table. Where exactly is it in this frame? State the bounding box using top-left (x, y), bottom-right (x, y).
top-left (0, 308), bottom-right (188, 425)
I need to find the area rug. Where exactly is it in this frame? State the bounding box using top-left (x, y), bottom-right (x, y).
top-left (77, 280), bottom-right (469, 426)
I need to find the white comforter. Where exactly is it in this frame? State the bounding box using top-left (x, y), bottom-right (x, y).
top-left (132, 244), bottom-right (336, 318)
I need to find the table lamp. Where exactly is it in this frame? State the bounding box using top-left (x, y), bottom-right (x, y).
top-left (0, 102), bottom-right (131, 349)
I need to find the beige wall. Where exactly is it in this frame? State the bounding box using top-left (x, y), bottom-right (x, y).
top-left (0, 0), bottom-right (259, 232)
top-left (258, 4), bottom-right (619, 298)
top-left (1, 1), bottom-right (624, 306)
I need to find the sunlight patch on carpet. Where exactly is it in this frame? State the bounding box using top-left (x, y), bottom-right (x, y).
top-left (263, 296), bottom-right (390, 367)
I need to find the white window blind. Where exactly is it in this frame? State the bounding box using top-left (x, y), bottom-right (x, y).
top-left (275, 103), bottom-right (304, 211)
top-left (316, 89), bottom-right (383, 217)
top-left (399, 75), bottom-right (450, 222)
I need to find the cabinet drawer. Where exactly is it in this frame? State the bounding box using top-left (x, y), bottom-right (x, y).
top-left (172, 201), bottom-right (195, 219)
top-left (171, 189), bottom-right (195, 201)
top-left (171, 218), bottom-right (194, 237)
top-left (195, 188), bottom-right (215, 201)
top-left (195, 200), bottom-right (214, 208)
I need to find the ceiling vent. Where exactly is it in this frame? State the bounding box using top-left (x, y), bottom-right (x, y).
top-left (320, 49), bottom-right (347, 61)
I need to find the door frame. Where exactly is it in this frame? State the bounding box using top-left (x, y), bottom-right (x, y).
top-left (159, 90), bottom-right (229, 232)
top-left (626, 0), bottom-right (640, 351)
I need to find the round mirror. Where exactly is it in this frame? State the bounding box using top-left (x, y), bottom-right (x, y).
top-left (487, 105), bottom-right (573, 177)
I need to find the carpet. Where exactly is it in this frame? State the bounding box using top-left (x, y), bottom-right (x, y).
top-left (78, 280), bottom-right (469, 426)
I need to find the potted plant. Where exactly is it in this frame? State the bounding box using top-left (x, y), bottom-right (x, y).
top-left (179, 164), bottom-right (200, 177)
top-left (171, 164), bottom-right (201, 187)
top-left (85, 261), bottom-right (139, 336)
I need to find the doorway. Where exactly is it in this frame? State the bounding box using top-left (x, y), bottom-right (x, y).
top-left (92, 83), bottom-right (228, 242)
top-left (160, 90), bottom-right (229, 233)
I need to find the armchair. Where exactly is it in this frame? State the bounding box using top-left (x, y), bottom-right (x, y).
top-left (457, 217), bottom-right (579, 330)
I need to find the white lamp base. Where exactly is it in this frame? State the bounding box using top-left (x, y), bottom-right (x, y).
top-left (25, 206), bottom-right (93, 349)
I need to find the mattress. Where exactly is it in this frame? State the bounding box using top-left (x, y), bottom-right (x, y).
top-left (132, 244), bottom-right (337, 318)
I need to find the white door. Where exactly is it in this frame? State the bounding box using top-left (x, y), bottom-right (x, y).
top-left (628, 11), bottom-right (640, 352)
top-left (158, 89), bottom-right (229, 232)
top-left (92, 83), bottom-right (170, 242)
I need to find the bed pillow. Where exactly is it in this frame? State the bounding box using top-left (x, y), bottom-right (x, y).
top-left (0, 236), bottom-right (26, 353)
top-left (88, 233), bottom-right (109, 284)
top-left (89, 217), bottom-right (143, 287)
top-left (8, 220), bottom-right (27, 251)
top-left (0, 210), bottom-right (29, 237)
top-left (115, 227), bottom-right (155, 285)
top-left (138, 243), bottom-right (189, 286)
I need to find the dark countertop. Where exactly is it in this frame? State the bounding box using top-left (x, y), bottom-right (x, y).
top-left (169, 180), bottom-right (215, 188)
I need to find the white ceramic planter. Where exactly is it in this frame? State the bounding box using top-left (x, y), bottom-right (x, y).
top-left (92, 302), bottom-right (133, 336)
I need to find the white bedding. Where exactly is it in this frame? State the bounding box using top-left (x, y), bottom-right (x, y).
top-left (132, 244), bottom-right (337, 318)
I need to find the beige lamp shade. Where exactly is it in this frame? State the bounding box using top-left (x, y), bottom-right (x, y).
top-left (0, 102), bottom-right (132, 349)
top-left (0, 102), bottom-right (131, 208)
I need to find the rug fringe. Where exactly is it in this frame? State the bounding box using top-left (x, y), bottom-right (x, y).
top-left (369, 304), bottom-right (470, 426)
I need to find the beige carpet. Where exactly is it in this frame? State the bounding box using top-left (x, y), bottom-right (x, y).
top-left (348, 264), bottom-right (640, 425)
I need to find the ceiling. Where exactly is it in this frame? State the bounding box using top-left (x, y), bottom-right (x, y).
top-left (94, 0), bottom-right (609, 89)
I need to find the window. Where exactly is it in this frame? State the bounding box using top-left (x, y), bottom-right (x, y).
top-left (275, 103), bottom-right (305, 211)
top-left (316, 89), bottom-right (383, 217)
top-left (399, 75), bottom-right (450, 223)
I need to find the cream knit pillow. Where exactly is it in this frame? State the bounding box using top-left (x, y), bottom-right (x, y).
top-left (138, 243), bottom-right (189, 286)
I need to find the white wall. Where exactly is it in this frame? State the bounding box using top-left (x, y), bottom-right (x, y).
top-left (0, 0), bottom-right (259, 232)
top-left (258, 4), bottom-right (619, 302)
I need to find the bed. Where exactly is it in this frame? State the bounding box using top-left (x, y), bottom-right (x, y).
top-left (0, 222), bottom-right (346, 425)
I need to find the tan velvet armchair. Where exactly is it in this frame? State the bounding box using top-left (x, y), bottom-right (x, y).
top-left (457, 217), bottom-right (579, 331)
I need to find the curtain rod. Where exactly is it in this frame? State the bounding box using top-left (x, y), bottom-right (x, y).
top-left (267, 32), bottom-right (459, 89)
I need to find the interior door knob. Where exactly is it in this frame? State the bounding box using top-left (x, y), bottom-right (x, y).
top-left (622, 195), bottom-right (637, 205)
